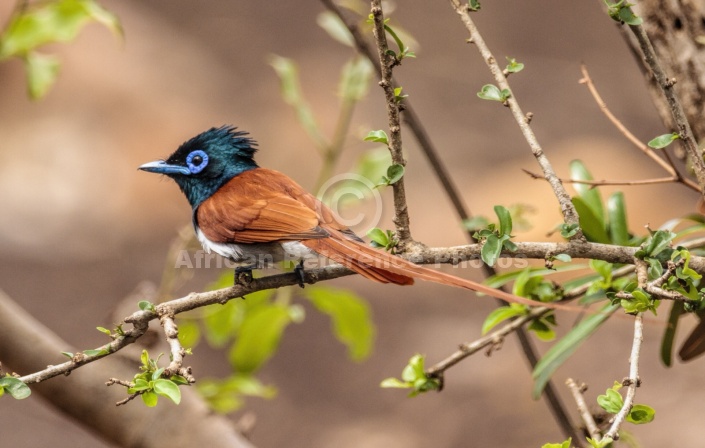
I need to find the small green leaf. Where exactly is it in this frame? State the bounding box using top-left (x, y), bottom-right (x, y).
top-left (24, 52), bottom-right (60, 99)
top-left (627, 404), bottom-right (655, 424)
top-left (477, 84), bottom-right (503, 101)
top-left (597, 387), bottom-right (624, 414)
top-left (385, 164), bottom-right (405, 185)
top-left (138, 300), bottom-right (155, 312)
top-left (97, 326), bottom-right (112, 336)
top-left (482, 305), bottom-right (527, 334)
top-left (542, 439), bottom-right (572, 448)
top-left (572, 197), bottom-right (610, 243)
top-left (647, 132), bottom-right (680, 149)
top-left (505, 57), bottom-right (524, 73)
top-left (0, 377), bottom-right (31, 400)
top-left (494, 205), bottom-right (513, 236)
top-left (559, 223), bottom-right (580, 239)
top-left (153, 379), bottom-right (182, 405)
top-left (363, 130), bottom-right (389, 145)
top-left (61, 351), bottom-right (74, 359)
top-left (462, 215), bottom-right (490, 231)
top-left (380, 378), bottom-right (411, 389)
top-left (481, 233), bottom-right (502, 267)
top-left (141, 391), bottom-right (158, 407)
top-left (587, 437), bottom-right (613, 448)
top-left (468, 0), bottom-right (481, 11)
top-left (553, 254), bottom-right (572, 263)
top-left (617, 4), bottom-right (643, 25)
top-left (367, 228), bottom-right (390, 247)
top-left (83, 348), bottom-right (108, 357)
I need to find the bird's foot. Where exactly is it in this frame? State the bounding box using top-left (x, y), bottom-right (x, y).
top-left (294, 260), bottom-right (306, 289)
top-left (234, 264), bottom-right (256, 287)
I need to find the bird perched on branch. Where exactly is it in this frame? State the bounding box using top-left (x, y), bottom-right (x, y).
top-left (139, 125), bottom-right (538, 306)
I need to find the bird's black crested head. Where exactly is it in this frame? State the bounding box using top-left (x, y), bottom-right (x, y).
top-left (139, 125), bottom-right (259, 208)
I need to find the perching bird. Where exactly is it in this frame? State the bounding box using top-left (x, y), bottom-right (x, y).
top-left (139, 125), bottom-right (538, 306)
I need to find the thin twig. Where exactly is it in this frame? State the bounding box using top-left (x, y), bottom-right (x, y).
top-left (448, 0), bottom-right (584, 239)
top-left (426, 307), bottom-right (551, 376)
top-left (369, 0), bottom-right (413, 246)
top-left (523, 169), bottom-right (681, 188)
top-left (628, 24), bottom-right (705, 195)
top-left (578, 65), bottom-right (699, 192)
top-left (566, 378), bottom-right (601, 440)
top-left (603, 312), bottom-right (643, 441)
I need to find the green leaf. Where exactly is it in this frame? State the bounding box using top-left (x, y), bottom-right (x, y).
top-left (532, 303), bottom-right (618, 398)
top-left (468, 0), bottom-right (481, 11)
top-left (367, 228), bottom-right (390, 247)
top-left (617, 3), bottom-right (643, 25)
top-left (61, 351), bottom-right (74, 359)
top-left (141, 391), bottom-right (158, 407)
top-left (569, 160), bottom-right (605, 224)
top-left (607, 192), bottom-right (629, 246)
top-left (363, 130), bottom-right (389, 145)
top-left (481, 233), bottom-right (502, 267)
top-left (627, 404), bottom-right (655, 424)
top-left (494, 205), bottom-right (513, 236)
top-left (482, 305), bottom-right (527, 334)
top-left (0, 0), bottom-right (122, 58)
top-left (587, 436), bottom-right (613, 448)
top-left (572, 197), bottom-right (610, 243)
top-left (385, 164), bottom-right (405, 185)
top-left (380, 377), bottom-right (411, 389)
top-left (559, 223), bottom-right (580, 239)
top-left (303, 285), bottom-right (375, 361)
top-left (462, 215), bottom-right (490, 231)
top-left (542, 439), bottom-right (572, 448)
top-left (553, 254), bottom-right (572, 263)
top-left (269, 55), bottom-right (328, 150)
top-left (597, 387), bottom-right (624, 413)
top-left (138, 300), bottom-right (155, 312)
top-left (24, 52), bottom-right (60, 99)
top-left (153, 379), bottom-right (181, 405)
top-left (0, 377), bottom-right (31, 400)
top-left (83, 348), bottom-right (108, 357)
top-left (316, 11), bottom-right (354, 47)
top-left (661, 301), bottom-right (684, 366)
top-left (647, 132), bottom-right (680, 149)
top-left (198, 374), bottom-right (276, 413)
top-left (505, 57), bottom-right (524, 73)
top-left (338, 56), bottom-right (373, 102)
top-left (477, 84), bottom-right (503, 101)
top-left (637, 230), bottom-right (675, 259)
top-left (96, 326), bottom-right (112, 336)
top-left (230, 305), bottom-right (292, 373)
top-left (176, 318), bottom-right (200, 349)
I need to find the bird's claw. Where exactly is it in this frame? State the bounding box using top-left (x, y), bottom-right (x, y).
top-left (294, 260), bottom-right (306, 289)
top-left (234, 264), bottom-right (256, 286)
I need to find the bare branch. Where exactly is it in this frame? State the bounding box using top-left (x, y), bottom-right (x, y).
top-left (523, 169), bottom-right (682, 188)
top-left (566, 378), bottom-right (601, 440)
top-left (159, 312), bottom-right (196, 382)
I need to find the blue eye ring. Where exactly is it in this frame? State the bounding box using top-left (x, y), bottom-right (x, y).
top-left (186, 150), bottom-right (209, 174)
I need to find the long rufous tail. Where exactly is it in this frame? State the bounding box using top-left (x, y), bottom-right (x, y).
top-left (302, 231), bottom-right (557, 309)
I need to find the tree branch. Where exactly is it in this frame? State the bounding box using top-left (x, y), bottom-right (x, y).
top-left (369, 0), bottom-right (414, 246)
top-left (447, 0), bottom-right (583, 239)
top-left (565, 378), bottom-right (601, 441)
top-left (627, 23), bottom-right (705, 195)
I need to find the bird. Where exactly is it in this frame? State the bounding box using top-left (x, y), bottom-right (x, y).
top-left (139, 125), bottom-right (544, 307)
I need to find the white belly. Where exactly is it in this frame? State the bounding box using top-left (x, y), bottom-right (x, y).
top-left (196, 228), bottom-right (317, 268)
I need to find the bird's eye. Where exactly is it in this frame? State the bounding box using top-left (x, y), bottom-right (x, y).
top-left (186, 150), bottom-right (209, 174)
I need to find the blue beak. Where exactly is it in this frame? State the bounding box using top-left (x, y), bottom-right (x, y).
top-left (139, 160), bottom-right (191, 175)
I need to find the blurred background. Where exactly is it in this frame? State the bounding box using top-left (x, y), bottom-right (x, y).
top-left (0, 0), bottom-right (702, 446)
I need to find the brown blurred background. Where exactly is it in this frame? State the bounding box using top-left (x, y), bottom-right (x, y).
top-left (0, 1), bottom-right (702, 447)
